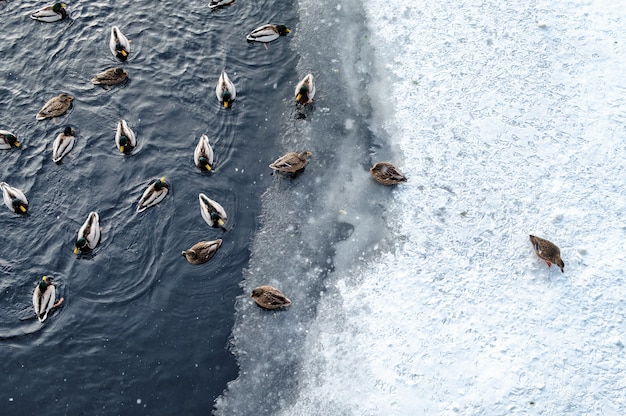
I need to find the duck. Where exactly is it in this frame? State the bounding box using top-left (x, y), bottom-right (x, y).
top-left (30, 3), bottom-right (68, 22)
top-left (181, 240), bottom-right (223, 265)
top-left (137, 177), bottom-right (169, 213)
top-left (36, 93), bottom-right (74, 121)
top-left (269, 151), bottom-right (312, 173)
top-left (0, 182), bottom-right (28, 214)
top-left (295, 73), bottom-right (315, 104)
top-left (199, 193), bottom-right (227, 230)
top-left (529, 235), bottom-right (565, 273)
top-left (115, 119), bottom-right (136, 153)
top-left (0, 130), bottom-right (20, 149)
top-left (109, 26), bottom-right (131, 61)
top-left (208, 0), bottom-right (235, 10)
top-left (215, 70), bottom-right (236, 108)
top-left (74, 211), bottom-right (101, 254)
top-left (91, 67), bottom-right (128, 87)
top-left (32, 276), bottom-right (64, 323)
top-left (251, 286), bottom-right (292, 310)
top-left (52, 126), bottom-right (75, 163)
top-left (194, 134), bottom-right (214, 171)
top-left (370, 162), bottom-right (407, 185)
top-left (246, 24), bottom-right (290, 48)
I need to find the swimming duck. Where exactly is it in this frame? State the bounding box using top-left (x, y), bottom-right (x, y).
top-left (251, 286), bottom-right (292, 310)
top-left (215, 70), bottom-right (236, 108)
top-left (137, 177), bottom-right (169, 213)
top-left (91, 67), bottom-right (128, 87)
top-left (115, 119), bottom-right (136, 153)
top-left (194, 134), bottom-right (214, 171)
top-left (32, 276), bottom-right (64, 322)
top-left (370, 162), bottom-right (407, 185)
top-left (295, 73), bottom-right (315, 104)
top-left (109, 26), bottom-right (131, 61)
top-left (36, 93), bottom-right (74, 121)
top-left (30, 3), bottom-right (68, 22)
top-left (52, 126), bottom-right (75, 163)
top-left (181, 239), bottom-right (223, 265)
top-left (0, 182), bottom-right (28, 214)
top-left (208, 0), bottom-right (234, 10)
top-left (0, 130), bottom-right (20, 149)
top-left (199, 193), bottom-right (227, 230)
top-left (246, 24), bottom-right (290, 48)
top-left (74, 211), bottom-right (101, 254)
top-left (269, 151), bottom-right (312, 173)
top-left (529, 235), bottom-right (564, 273)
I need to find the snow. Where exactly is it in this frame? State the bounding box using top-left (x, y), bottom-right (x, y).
top-left (278, 0), bottom-right (626, 414)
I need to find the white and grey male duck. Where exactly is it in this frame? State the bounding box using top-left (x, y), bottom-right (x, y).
top-left (194, 134), bottom-right (214, 171)
top-left (0, 130), bottom-right (20, 149)
top-left (109, 26), bottom-right (131, 61)
top-left (74, 211), bottom-right (101, 254)
top-left (115, 119), bottom-right (136, 153)
top-left (30, 3), bottom-right (68, 22)
top-left (199, 193), bottom-right (227, 230)
top-left (52, 126), bottom-right (75, 163)
top-left (295, 73), bottom-right (315, 104)
top-left (32, 276), bottom-right (64, 322)
top-left (246, 24), bottom-right (290, 49)
top-left (215, 70), bottom-right (236, 109)
top-left (137, 178), bottom-right (169, 213)
top-left (1, 182), bottom-right (28, 214)
top-left (208, 0), bottom-right (234, 10)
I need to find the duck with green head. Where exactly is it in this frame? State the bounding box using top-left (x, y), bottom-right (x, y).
top-left (74, 211), bottom-right (101, 254)
top-left (115, 119), bottom-right (136, 153)
top-left (110, 26), bottom-right (131, 61)
top-left (137, 177), bottom-right (169, 212)
top-left (295, 73), bottom-right (315, 104)
top-left (30, 3), bottom-right (68, 22)
top-left (1, 182), bottom-right (28, 214)
top-left (194, 134), bottom-right (214, 171)
top-left (0, 130), bottom-right (20, 149)
top-left (246, 24), bottom-right (291, 48)
top-left (32, 276), bottom-right (64, 322)
top-left (215, 70), bottom-right (236, 108)
top-left (198, 193), bottom-right (227, 230)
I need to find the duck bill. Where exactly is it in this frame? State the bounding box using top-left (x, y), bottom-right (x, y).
top-left (296, 93), bottom-right (302, 102)
top-left (18, 205), bottom-right (27, 213)
top-left (217, 219), bottom-right (225, 226)
top-left (73, 247), bottom-right (80, 254)
top-left (223, 101), bottom-right (229, 109)
top-left (119, 146), bottom-right (125, 153)
top-left (205, 164), bottom-right (212, 171)
top-left (15, 141), bottom-right (21, 147)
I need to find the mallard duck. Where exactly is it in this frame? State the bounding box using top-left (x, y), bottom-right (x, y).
top-left (295, 73), bottom-right (315, 104)
top-left (370, 162), bottom-right (407, 185)
top-left (52, 126), bottom-right (75, 163)
top-left (109, 26), bottom-right (131, 61)
top-left (529, 235), bottom-right (565, 273)
top-left (181, 239), bottom-right (223, 265)
top-left (137, 177), bottom-right (169, 213)
top-left (74, 211), bottom-right (100, 253)
top-left (246, 24), bottom-right (290, 48)
top-left (215, 70), bottom-right (236, 109)
top-left (32, 276), bottom-right (64, 323)
top-left (30, 3), bottom-right (68, 22)
top-left (115, 119), bottom-right (136, 153)
top-left (208, 0), bottom-right (234, 10)
top-left (194, 134), bottom-right (214, 171)
top-left (91, 67), bottom-right (128, 87)
top-left (199, 193), bottom-right (227, 230)
top-left (269, 151), bottom-right (312, 173)
top-left (0, 130), bottom-right (20, 149)
top-left (36, 93), bottom-right (74, 121)
top-left (0, 182), bottom-right (28, 214)
top-left (251, 286), bottom-right (292, 310)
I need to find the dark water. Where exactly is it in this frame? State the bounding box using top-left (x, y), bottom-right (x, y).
top-left (0, 0), bottom-right (301, 414)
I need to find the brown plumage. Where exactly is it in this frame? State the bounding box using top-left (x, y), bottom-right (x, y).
top-left (529, 235), bottom-right (564, 272)
top-left (91, 67), bottom-right (128, 86)
top-left (370, 162), bottom-right (407, 185)
top-left (36, 93), bottom-right (74, 120)
top-left (251, 285), bottom-right (291, 310)
top-left (181, 240), bottom-right (222, 265)
top-left (269, 151), bottom-right (312, 173)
